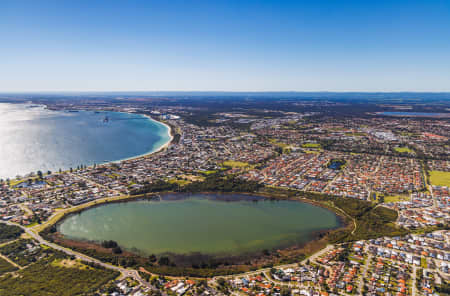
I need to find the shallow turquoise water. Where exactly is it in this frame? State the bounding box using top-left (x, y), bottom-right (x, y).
top-left (0, 103), bottom-right (170, 178)
top-left (58, 194), bottom-right (340, 256)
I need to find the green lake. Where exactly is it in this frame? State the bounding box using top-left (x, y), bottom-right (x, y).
top-left (58, 194), bottom-right (340, 256)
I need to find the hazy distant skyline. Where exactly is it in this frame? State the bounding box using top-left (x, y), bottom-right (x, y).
top-left (1, 0), bottom-right (450, 92)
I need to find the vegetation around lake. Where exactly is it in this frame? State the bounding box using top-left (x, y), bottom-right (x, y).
top-left (0, 257), bottom-right (17, 275)
top-left (0, 239), bottom-right (47, 267)
top-left (130, 173), bottom-right (263, 195)
top-left (260, 187), bottom-right (408, 242)
top-left (317, 194), bottom-right (406, 242)
top-left (429, 170), bottom-right (450, 187)
top-left (69, 186), bottom-right (406, 278)
top-left (0, 223), bottom-right (23, 243)
top-left (327, 159), bottom-right (346, 170)
top-left (0, 254), bottom-right (119, 296)
top-left (40, 175), bottom-right (409, 277)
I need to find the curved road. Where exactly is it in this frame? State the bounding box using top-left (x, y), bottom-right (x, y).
top-left (0, 220), bottom-right (151, 288)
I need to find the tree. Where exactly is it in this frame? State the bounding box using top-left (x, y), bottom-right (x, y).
top-left (101, 240), bottom-right (118, 248)
top-left (149, 254), bottom-right (157, 262)
top-left (158, 256), bottom-right (170, 266)
top-left (112, 246), bottom-right (122, 254)
top-left (217, 278), bottom-right (226, 286)
top-left (120, 258), bottom-right (127, 266)
top-left (37, 170), bottom-right (43, 179)
top-left (150, 276), bottom-right (159, 285)
top-left (275, 146), bottom-right (283, 154)
top-left (281, 287), bottom-right (291, 296)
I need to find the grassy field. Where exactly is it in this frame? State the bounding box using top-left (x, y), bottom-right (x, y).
top-left (223, 160), bottom-right (250, 168)
top-left (394, 147), bottom-right (414, 153)
top-left (167, 178), bottom-right (191, 186)
top-left (269, 139), bottom-right (290, 148)
top-left (51, 258), bottom-right (92, 270)
top-left (429, 171), bottom-right (450, 187)
top-left (198, 170), bottom-right (217, 175)
top-left (384, 195), bottom-right (410, 203)
top-left (304, 150), bottom-right (320, 154)
top-left (302, 143), bottom-right (321, 148)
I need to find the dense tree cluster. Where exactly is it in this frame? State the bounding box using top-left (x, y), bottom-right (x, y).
top-left (0, 224), bottom-right (24, 243)
top-left (101, 240), bottom-right (118, 249)
top-left (130, 173), bottom-right (263, 195)
top-left (182, 174), bottom-right (262, 193)
top-left (0, 254), bottom-right (119, 296)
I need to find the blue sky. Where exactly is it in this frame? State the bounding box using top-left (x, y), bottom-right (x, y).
top-left (1, 0), bottom-right (449, 92)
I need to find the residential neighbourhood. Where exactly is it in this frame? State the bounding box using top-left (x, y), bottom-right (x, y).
top-left (0, 104), bottom-right (448, 296)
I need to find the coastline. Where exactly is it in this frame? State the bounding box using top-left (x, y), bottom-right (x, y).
top-left (4, 104), bottom-right (174, 179)
top-left (108, 113), bottom-right (174, 164)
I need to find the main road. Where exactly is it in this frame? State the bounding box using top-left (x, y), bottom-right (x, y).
top-left (0, 220), bottom-right (154, 289)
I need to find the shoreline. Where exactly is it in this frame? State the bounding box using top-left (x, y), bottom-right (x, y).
top-left (4, 104), bottom-right (174, 179)
top-left (41, 191), bottom-right (348, 237)
top-left (108, 113), bottom-right (174, 164)
top-left (44, 191), bottom-right (346, 276)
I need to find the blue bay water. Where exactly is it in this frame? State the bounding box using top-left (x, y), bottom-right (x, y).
top-left (0, 103), bottom-right (170, 179)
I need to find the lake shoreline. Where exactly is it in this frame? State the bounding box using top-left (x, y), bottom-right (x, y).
top-left (43, 192), bottom-right (347, 276)
top-left (48, 191), bottom-right (346, 235)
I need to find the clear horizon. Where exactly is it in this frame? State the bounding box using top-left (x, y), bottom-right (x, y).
top-left (2, 90), bottom-right (450, 94)
top-left (1, 0), bottom-right (450, 92)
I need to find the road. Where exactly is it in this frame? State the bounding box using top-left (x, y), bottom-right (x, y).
top-left (211, 244), bottom-right (335, 283)
top-left (412, 265), bottom-right (417, 296)
top-left (0, 252), bottom-right (22, 269)
top-left (357, 251), bottom-right (372, 294)
top-left (71, 172), bottom-right (122, 196)
top-left (0, 220), bottom-right (152, 288)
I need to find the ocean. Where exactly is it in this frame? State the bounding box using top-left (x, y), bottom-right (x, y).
top-left (0, 103), bottom-right (170, 179)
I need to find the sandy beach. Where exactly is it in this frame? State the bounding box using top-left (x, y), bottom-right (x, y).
top-left (109, 113), bottom-right (174, 164)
